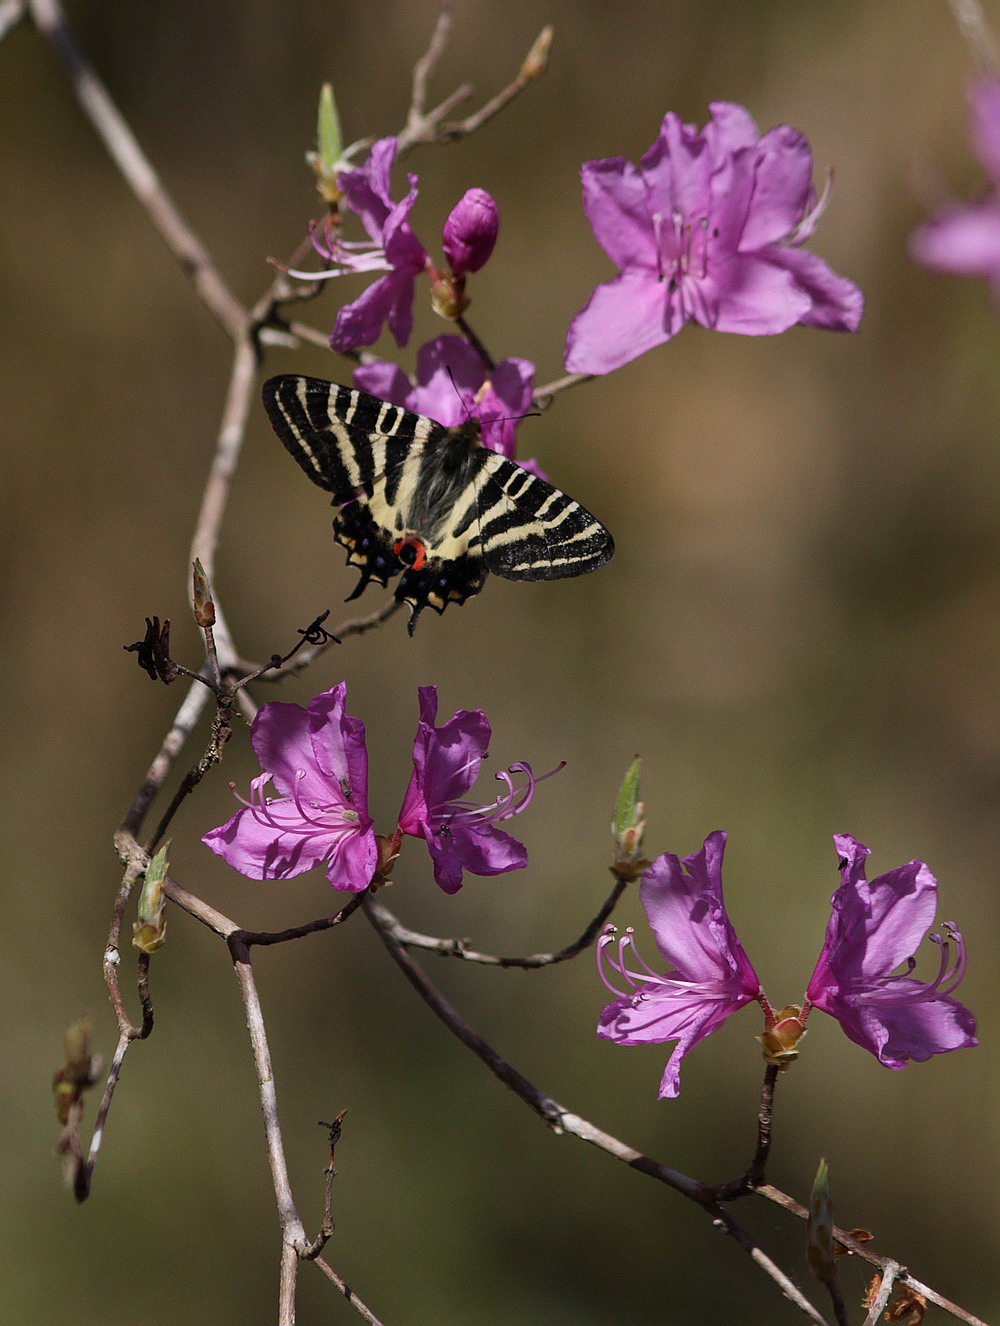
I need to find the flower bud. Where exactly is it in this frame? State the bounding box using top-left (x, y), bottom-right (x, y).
top-left (307, 82), bottom-right (344, 205)
top-left (192, 559), bottom-right (215, 629)
top-left (757, 1003), bottom-right (807, 1069)
top-left (430, 271), bottom-right (468, 321)
top-left (53, 1016), bottom-right (101, 1124)
top-left (611, 758), bottom-right (646, 880)
top-left (806, 1158), bottom-right (836, 1284)
top-left (372, 830), bottom-right (401, 885)
top-left (520, 25), bottom-right (553, 80)
top-left (133, 843), bottom-right (169, 954)
top-left (442, 188), bottom-right (499, 277)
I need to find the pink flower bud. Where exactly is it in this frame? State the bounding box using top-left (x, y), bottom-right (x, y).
top-left (442, 188), bottom-right (499, 276)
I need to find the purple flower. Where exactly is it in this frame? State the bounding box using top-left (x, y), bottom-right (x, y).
top-left (804, 835), bottom-right (977, 1068)
top-left (202, 684), bottom-right (377, 892)
top-left (442, 188), bottom-right (499, 276)
top-left (565, 102), bottom-right (863, 374)
top-left (397, 686), bottom-right (545, 894)
top-left (597, 832), bottom-right (762, 1099)
top-left (354, 335), bottom-right (542, 470)
top-left (911, 74), bottom-right (1000, 299)
top-left (288, 137), bottom-right (430, 352)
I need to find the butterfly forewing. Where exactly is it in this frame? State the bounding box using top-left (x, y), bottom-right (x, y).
top-left (262, 373), bottom-right (614, 631)
top-left (475, 454), bottom-right (614, 581)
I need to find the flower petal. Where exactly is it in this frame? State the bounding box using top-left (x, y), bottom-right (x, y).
top-left (308, 684), bottom-right (370, 818)
top-left (810, 981), bottom-right (978, 1068)
top-left (331, 272), bottom-right (402, 351)
top-left (641, 112), bottom-right (714, 227)
top-left (703, 101), bottom-right (760, 162)
top-left (325, 820), bottom-right (378, 892)
top-left (598, 985), bottom-right (743, 1098)
top-left (202, 800), bottom-right (337, 881)
top-left (424, 820), bottom-right (527, 894)
top-left (761, 247), bottom-right (864, 330)
top-left (737, 125), bottom-right (814, 249)
top-left (910, 202), bottom-right (1000, 277)
top-left (352, 360), bottom-right (414, 405)
top-left (564, 270), bottom-right (679, 374)
top-left (249, 701), bottom-right (327, 803)
top-left (338, 136), bottom-right (398, 241)
top-left (640, 833), bottom-right (759, 994)
top-left (579, 156), bottom-right (657, 271)
top-left (710, 253), bottom-right (813, 334)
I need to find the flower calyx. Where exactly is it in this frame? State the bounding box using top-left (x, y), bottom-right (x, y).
top-left (757, 1003), bottom-right (807, 1070)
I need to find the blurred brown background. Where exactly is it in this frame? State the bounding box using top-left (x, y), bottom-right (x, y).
top-left (2, 1), bottom-right (998, 1322)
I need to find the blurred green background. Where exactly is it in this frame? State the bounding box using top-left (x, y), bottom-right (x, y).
top-left (2, 1), bottom-right (998, 1322)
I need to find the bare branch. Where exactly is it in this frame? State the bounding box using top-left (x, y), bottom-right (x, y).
top-left (862, 1264), bottom-right (902, 1326)
top-left (408, 0), bottom-right (453, 122)
top-left (396, 10), bottom-right (552, 155)
top-left (189, 337), bottom-right (258, 673)
top-left (311, 1258), bottom-right (388, 1326)
top-left (533, 372), bottom-right (594, 411)
top-left (950, 0), bottom-right (1000, 68)
top-left (758, 1186), bottom-right (991, 1326)
top-left (0, 0), bottom-right (25, 41)
top-left (379, 872), bottom-right (629, 967)
top-left (259, 599), bottom-right (403, 681)
top-left (26, 0), bottom-right (246, 339)
top-left (713, 1065), bottom-right (779, 1200)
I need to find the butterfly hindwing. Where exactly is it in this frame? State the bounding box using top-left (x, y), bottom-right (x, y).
top-left (262, 373), bottom-right (614, 632)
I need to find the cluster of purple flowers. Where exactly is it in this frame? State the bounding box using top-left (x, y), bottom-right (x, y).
top-left (203, 684), bottom-right (546, 895)
top-left (290, 101), bottom-right (866, 459)
top-left (204, 86), bottom-right (989, 1099)
top-left (598, 831), bottom-right (976, 1097)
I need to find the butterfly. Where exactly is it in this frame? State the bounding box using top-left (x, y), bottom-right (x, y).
top-left (262, 374), bottom-right (615, 634)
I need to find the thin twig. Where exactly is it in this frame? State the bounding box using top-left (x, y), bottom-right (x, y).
top-left (311, 1258), bottom-right (388, 1326)
top-left (379, 872), bottom-right (629, 967)
top-left (408, 0), bottom-right (453, 122)
top-left (145, 701), bottom-right (233, 854)
top-left (757, 1186), bottom-right (991, 1326)
top-left (533, 372), bottom-right (594, 410)
top-left (395, 9), bottom-right (551, 156)
top-left (120, 681), bottom-right (212, 836)
top-left (228, 935), bottom-right (307, 1248)
top-left (72, 858), bottom-right (156, 1200)
top-left (27, 0), bottom-right (245, 339)
top-left (364, 898), bottom-right (832, 1326)
top-left (0, 0), bottom-right (24, 40)
top-left (950, 0), bottom-right (1000, 68)
top-left (188, 337), bottom-right (258, 673)
top-left (235, 893), bottom-right (367, 948)
top-left (714, 1064), bottom-right (778, 1200)
top-left (862, 1263), bottom-right (902, 1326)
top-left (259, 599), bottom-right (403, 681)
top-left (454, 315), bottom-right (496, 373)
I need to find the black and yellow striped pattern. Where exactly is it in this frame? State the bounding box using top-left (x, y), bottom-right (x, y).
top-left (262, 374), bottom-right (614, 633)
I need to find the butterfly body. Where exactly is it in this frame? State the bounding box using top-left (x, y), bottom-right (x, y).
top-left (262, 374), bottom-right (613, 633)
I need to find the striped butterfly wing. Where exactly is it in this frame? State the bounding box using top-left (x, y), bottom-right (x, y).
top-left (262, 373), bottom-right (614, 633)
top-left (473, 453), bottom-right (615, 582)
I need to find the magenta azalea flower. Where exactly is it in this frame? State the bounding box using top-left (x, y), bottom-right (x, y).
top-left (289, 137), bottom-right (429, 352)
top-left (803, 835), bottom-right (977, 1067)
top-left (202, 684), bottom-right (377, 892)
top-left (354, 335), bottom-right (541, 470)
top-left (565, 102), bottom-right (863, 374)
top-left (911, 74), bottom-right (1000, 298)
top-left (597, 831), bottom-right (762, 1099)
top-left (397, 685), bottom-right (544, 894)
